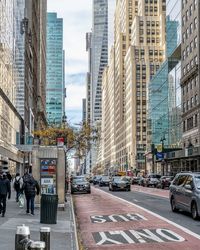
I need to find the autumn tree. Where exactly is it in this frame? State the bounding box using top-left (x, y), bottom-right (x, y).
top-left (33, 122), bottom-right (98, 157)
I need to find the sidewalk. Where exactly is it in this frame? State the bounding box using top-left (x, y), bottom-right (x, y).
top-left (0, 191), bottom-right (78, 250)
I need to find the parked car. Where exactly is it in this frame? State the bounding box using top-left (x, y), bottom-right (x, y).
top-left (109, 176), bottom-right (131, 191)
top-left (93, 175), bottom-right (102, 185)
top-left (157, 176), bottom-right (174, 189)
top-left (132, 176), bottom-right (142, 185)
top-left (169, 172), bottom-right (200, 220)
top-left (99, 176), bottom-right (110, 186)
top-left (71, 176), bottom-right (91, 194)
top-left (143, 174), bottom-right (161, 187)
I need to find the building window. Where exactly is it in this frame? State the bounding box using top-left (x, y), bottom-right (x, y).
top-left (195, 114), bottom-right (198, 127)
top-left (187, 117), bottom-right (193, 130)
top-left (183, 120), bottom-right (186, 132)
top-left (194, 36), bottom-right (197, 48)
top-left (191, 97), bottom-right (194, 108)
top-left (194, 17), bottom-right (197, 29)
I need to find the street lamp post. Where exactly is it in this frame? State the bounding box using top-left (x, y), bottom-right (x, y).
top-left (160, 135), bottom-right (166, 176)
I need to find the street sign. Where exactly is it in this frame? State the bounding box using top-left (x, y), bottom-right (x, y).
top-left (156, 152), bottom-right (164, 160)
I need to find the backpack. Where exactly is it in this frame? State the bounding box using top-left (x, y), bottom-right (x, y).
top-left (14, 178), bottom-right (21, 190)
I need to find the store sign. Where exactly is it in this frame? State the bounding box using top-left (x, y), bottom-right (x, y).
top-left (93, 228), bottom-right (185, 245)
top-left (41, 178), bottom-right (53, 185)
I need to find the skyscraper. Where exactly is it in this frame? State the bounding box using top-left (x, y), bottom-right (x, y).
top-left (91, 0), bottom-right (108, 123)
top-left (101, 0), bottom-right (166, 173)
top-left (46, 13), bottom-right (65, 125)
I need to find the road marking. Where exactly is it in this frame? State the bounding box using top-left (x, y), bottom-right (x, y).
top-left (93, 228), bottom-right (185, 245)
top-left (91, 213), bottom-right (147, 223)
top-left (95, 188), bottom-right (200, 240)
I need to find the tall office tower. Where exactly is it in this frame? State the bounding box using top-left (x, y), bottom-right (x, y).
top-left (24, 0), bottom-right (47, 131)
top-left (101, 47), bottom-right (116, 172)
top-left (181, 1), bottom-right (199, 149)
top-left (101, 0), bottom-right (166, 172)
top-left (86, 32), bottom-right (92, 124)
top-left (46, 13), bottom-right (65, 125)
top-left (124, 0), bottom-right (166, 172)
top-left (14, 0), bottom-right (25, 119)
top-left (0, 0), bottom-right (24, 172)
top-left (91, 0), bottom-right (108, 123)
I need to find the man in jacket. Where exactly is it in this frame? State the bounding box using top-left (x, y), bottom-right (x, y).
top-left (0, 173), bottom-right (11, 217)
top-left (22, 174), bottom-right (40, 215)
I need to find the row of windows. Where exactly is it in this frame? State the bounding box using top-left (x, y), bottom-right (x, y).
top-left (182, 36), bottom-right (197, 60)
top-left (139, 37), bottom-right (160, 44)
top-left (183, 114), bottom-right (198, 132)
top-left (135, 49), bottom-right (164, 56)
top-left (182, 76), bottom-right (198, 94)
top-left (182, 0), bottom-right (197, 10)
top-left (139, 20), bottom-right (160, 27)
top-left (182, 19), bottom-right (197, 43)
top-left (182, 56), bottom-right (198, 75)
top-left (183, 95), bottom-right (198, 112)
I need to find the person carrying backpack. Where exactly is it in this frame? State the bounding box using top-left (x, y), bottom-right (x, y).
top-left (13, 173), bottom-right (23, 202)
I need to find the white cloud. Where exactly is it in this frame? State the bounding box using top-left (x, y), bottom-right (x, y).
top-left (65, 84), bottom-right (86, 110)
top-left (47, 0), bottom-right (92, 123)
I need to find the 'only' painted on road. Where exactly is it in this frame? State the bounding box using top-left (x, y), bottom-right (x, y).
top-left (93, 228), bottom-right (185, 245)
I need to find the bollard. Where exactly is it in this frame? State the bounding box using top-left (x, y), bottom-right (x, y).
top-left (15, 224), bottom-right (31, 250)
top-left (40, 227), bottom-right (50, 250)
top-left (29, 241), bottom-right (45, 250)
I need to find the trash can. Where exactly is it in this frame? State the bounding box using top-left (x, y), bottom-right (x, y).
top-left (40, 194), bottom-right (58, 224)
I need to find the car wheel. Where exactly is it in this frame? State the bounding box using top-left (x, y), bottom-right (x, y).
top-left (88, 190), bottom-right (91, 194)
top-left (71, 190), bottom-right (74, 194)
top-left (191, 202), bottom-right (199, 220)
top-left (171, 197), bottom-right (178, 212)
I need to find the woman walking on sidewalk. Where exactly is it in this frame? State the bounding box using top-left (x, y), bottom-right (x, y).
top-left (0, 173), bottom-right (11, 217)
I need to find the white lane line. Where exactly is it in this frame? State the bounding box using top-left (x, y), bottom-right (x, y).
top-left (95, 187), bottom-right (200, 240)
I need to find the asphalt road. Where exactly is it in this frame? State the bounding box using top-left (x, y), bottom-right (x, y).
top-left (97, 186), bottom-right (200, 235)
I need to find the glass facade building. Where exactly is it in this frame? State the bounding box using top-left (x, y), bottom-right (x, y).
top-left (148, 0), bottom-right (182, 150)
top-left (91, 0), bottom-right (108, 123)
top-left (46, 13), bottom-right (65, 125)
top-left (14, 0), bottom-right (25, 118)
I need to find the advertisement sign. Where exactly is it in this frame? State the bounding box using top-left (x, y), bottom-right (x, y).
top-left (40, 159), bottom-right (57, 194)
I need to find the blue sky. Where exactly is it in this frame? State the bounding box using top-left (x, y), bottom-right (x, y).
top-left (47, 0), bottom-right (92, 125)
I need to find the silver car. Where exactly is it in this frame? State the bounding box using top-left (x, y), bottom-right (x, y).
top-left (169, 172), bottom-right (200, 220)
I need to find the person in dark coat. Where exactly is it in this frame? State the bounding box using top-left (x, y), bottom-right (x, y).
top-left (6, 171), bottom-right (12, 182)
top-left (0, 173), bottom-right (11, 217)
top-left (22, 174), bottom-right (40, 215)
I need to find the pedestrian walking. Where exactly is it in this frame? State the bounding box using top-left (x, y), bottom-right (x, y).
top-left (6, 171), bottom-right (12, 182)
top-left (0, 173), bottom-right (11, 217)
top-left (22, 174), bottom-right (40, 216)
top-left (13, 173), bottom-right (23, 202)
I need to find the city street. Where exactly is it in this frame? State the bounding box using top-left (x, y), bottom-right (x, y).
top-left (74, 186), bottom-right (200, 250)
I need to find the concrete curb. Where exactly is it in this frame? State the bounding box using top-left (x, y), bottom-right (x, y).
top-left (70, 195), bottom-right (80, 250)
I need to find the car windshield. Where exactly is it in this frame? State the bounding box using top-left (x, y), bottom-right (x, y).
top-left (194, 176), bottom-right (200, 189)
top-left (113, 177), bottom-right (128, 182)
top-left (101, 176), bottom-right (109, 181)
top-left (72, 177), bottom-right (86, 183)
